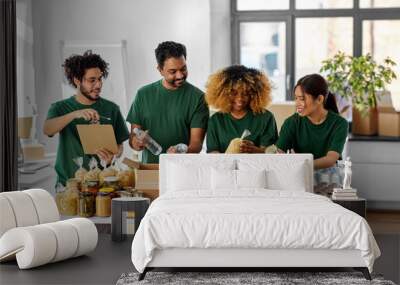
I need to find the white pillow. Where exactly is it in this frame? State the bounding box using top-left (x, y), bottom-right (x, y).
top-left (167, 162), bottom-right (210, 191)
top-left (211, 168), bottom-right (236, 190)
top-left (236, 169), bottom-right (267, 189)
top-left (267, 162), bottom-right (307, 191)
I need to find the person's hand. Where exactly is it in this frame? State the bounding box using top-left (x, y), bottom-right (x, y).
top-left (95, 148), bottom-right (114, 165)
top-left (239, 140), bottom-right (257, 153)
top-left (167, 146), bottom-right (177, 153)
top-left (129, 130), bottom-right (148, 151)
top-left (72, 109), bottom-right (100, 123)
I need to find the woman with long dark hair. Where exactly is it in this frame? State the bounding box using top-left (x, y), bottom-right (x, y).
top-left (276, 74), bottom-right (348, 169)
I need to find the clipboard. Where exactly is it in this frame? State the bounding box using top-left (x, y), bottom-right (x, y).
top-left (77, 124), bottom-right (119, 154)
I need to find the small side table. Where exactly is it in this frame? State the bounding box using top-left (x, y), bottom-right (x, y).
top-left (111, 197), bottom-right (150, 242)
top-left (332, 198), bottom-right (366, 218)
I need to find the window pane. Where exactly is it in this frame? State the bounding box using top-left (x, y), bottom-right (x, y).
top-left (240, 22), bottom-right (286, 102)
top-left (296, 17), bottom-right (353, 82)
top-left (363, 20), bottom-right (400, 108)
top-left (237, 0), bottom-right (289, 11)
top-left (360, 0), bottom-right (400, 8)
top-left (296, 0), bottom-right (353, 9)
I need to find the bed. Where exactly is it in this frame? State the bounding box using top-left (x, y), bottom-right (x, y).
top-left (131, 154), bottom-right (380, 280)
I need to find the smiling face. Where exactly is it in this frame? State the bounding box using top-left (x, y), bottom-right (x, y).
top-left (229, 89), bottom-right (251, 113)
top-left (158, 56), bottom-right (188, 90)
top-left (294, 86), bottom-right (323, 117)
top-left (74, 67), bottom-right (103, 101)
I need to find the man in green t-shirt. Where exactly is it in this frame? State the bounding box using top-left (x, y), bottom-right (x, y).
top-left (127, 41), bottom-right (209, 163)
top-left (44, 50), bottom-right (130, 185)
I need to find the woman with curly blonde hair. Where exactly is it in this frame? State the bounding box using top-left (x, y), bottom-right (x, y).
top-left (205, 65), bottom-right (278, 153)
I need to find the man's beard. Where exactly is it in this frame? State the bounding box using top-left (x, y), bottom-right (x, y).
top-left (80, 85), bottom-right (100, 101)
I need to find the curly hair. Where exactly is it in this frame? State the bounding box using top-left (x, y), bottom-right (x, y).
top-left (205, 65), bottom-right (272, 114)
top-left (155, 41), bottom-right (186, 68)
top-left (62, 50), bottom-right (109, 88)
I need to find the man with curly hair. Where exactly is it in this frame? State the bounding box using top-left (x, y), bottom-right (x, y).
top-left (205, 65), bottom-right (278, 153)
top-left (127, 41), bottom-right (209, 163)
top-left (44, 50), bottom-right (129, 186)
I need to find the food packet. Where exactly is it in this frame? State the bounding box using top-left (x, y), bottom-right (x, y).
top-left (99, 158), bottom-right (117, 185)
top-left (73, 157), bottom-right (88, 183)
top-left (225, 129), bottom-right (251, 154)
top-left (84, 157), bottom-right (101, 182)
top-left (265, 144), bottom-right (278, 154)
top-left (115, 157), bottom-right (135, 188)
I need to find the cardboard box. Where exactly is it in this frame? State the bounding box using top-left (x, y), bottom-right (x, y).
top-left (378, 106), bottom-right (400, 137)
top-left (22, 144), bottom-right (45, 161)
top-left (122, 158), bottom-right (159, 200)
top-left (18, 117), bottom-right (33, 139)
top-left (268, 102), bottom-right (295, 132)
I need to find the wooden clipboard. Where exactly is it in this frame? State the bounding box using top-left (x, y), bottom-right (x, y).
top-left (77, 124), bottom-right (119, 154)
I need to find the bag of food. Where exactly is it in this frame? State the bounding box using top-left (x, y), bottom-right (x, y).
top-left (115, 158), bottom-right (135, 188)
top-left (99, 158), bottom-right (117, 185)
top-left (73, 157), bottom-right (88, 183)
top-left (84, 157), bottom-right (101, 182)
top-left (225, 129), bottom-right (251, 154)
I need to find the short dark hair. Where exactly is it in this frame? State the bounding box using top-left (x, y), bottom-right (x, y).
top-left (155, 41), bottom-right (186, 68)
top-left (62, 50), bottom-right (109, 88)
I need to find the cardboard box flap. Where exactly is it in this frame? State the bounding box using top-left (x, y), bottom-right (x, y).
top-left (122, 157), bottom-right (141, 169)
top-left (378, 106), bottom-right (399, 113)
top-left (122, 157), bottom-right (159, 170)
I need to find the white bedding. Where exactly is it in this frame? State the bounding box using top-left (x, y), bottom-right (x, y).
top-left (131, 190), bottom-right (380, 273)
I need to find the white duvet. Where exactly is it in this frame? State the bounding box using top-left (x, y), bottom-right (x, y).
top-left (131, 190), bottom-right (380, 273)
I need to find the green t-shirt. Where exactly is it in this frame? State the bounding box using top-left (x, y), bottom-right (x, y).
top-left (126, 80), bottom-right (209, 163)
top-left (206, 110), bottom-right (278, 153)
top-left (47, 96), bottom-right (130, 186)
top-left (276, 111), bottom-right (349, 159)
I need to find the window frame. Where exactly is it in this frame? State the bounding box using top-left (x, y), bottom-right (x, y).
top-left (231, 0), bottom-right (400, 100)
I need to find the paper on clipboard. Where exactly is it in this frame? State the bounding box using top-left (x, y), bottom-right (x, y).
top-left (77, 124), bottom-right (119, 154)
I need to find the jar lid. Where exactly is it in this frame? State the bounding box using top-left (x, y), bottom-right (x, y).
top-left (99, 187), bottom-right (115, 193)
top-left (97, 191), bottom-right (110, 196)
top-left (86, 180), bottom-right (99, 186)
top-left (104, 176), bottom-right (119, 182)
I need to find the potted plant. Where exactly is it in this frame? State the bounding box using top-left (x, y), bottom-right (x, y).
top-left (320, 51), bottom-right (397, 135)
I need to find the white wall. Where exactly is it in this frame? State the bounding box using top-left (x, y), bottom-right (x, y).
top-left (32, 0), bottom-right (216, 155)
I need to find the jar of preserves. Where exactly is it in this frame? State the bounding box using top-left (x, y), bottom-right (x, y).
top-left (98, 187), bottom-right (117, 199)
top-left (83, 180), bottom-right (99, 195)
top-left (96, 192), bottom-right (111, 217)
top-left (78, 191), bottom-right (95, 217)
top-left (103, 176), bottom-right (120, 191)
top-left (56, 184), bottom-right (79, 216)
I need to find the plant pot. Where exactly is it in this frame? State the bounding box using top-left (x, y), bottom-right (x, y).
top-left (352, 107), bottom-right (378, 136)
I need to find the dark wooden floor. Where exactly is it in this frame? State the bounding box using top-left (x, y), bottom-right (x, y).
top-left (0, 234), bottom-right (134, 285)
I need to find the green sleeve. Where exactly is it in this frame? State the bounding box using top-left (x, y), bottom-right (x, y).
top-left (328, 119), bottom-right (349, 154)
top-left (259, 113), bottom-right (278, 147)
top-left (190, 94), bottom-right (209, 129)
top-left (206, 116), bottom-right (220, 153)
top-left (46, 102), bottom-right (61, 119)
top-left (126, 91), bottom-right (142, 125)
top-left (276, 117), bottom-right (295, 152)
top-left (113, 107), bottom-right (130, 145)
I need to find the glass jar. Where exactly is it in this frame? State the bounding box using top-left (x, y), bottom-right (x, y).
top-left (66, 178), bottom-right (80, 190)
top-left (103, 176), bottom-right (120, 191)
top-left (96, 192), bottom-right (111, 217)
top-left (78, 191), bottom-right (95, 217)
top-left (99, 187), bottom-right (118, 199)
top-left (117, 169), bottom-right (135, 188)
top-left (83, 180), bottom-right (100, 195)
top-left (56, 184), bottom-right (79, 216)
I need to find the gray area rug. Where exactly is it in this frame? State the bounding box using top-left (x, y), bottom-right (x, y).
top-left (116, 271), bottom-right (396, 285)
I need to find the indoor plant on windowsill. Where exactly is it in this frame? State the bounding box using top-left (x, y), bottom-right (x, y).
top-left (320, 51), bottom-right (397, 135)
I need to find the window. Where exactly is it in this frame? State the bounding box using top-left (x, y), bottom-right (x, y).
top-left (237, 0), bottom-right (289, 11)
top-left (232, 0), bottom-right (400, 101)
top-left (240, 22), bottom-right (286, 101)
